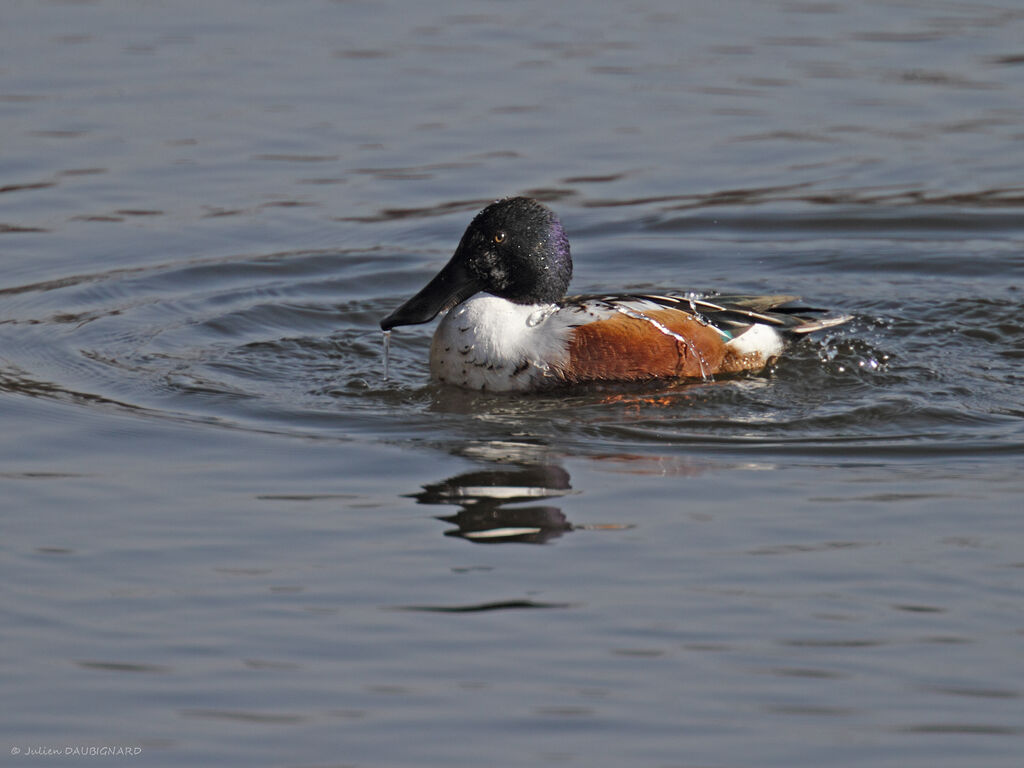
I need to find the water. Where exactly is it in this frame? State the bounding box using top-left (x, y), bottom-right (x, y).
top-left (2, 0), bottom-right (1023, 765)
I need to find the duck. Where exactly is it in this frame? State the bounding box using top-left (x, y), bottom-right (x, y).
top-left (380, 197), bottom-right (850, 392)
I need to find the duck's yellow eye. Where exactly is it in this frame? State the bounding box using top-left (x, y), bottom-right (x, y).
top-left (493, 231), bottom-right (506, 244)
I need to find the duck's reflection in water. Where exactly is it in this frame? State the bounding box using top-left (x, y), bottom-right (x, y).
top-left (413, 464), bottom-right (575, 544)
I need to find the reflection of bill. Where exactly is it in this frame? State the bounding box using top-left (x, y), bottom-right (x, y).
top-left (413, 465), bottom-right (574, 544)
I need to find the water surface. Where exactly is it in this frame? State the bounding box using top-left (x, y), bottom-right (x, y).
top-left (2, 1), bottom-right (1023, 766)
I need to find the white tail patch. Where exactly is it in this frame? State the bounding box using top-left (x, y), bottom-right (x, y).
top-left (726, 324), bottom-right (784, 358)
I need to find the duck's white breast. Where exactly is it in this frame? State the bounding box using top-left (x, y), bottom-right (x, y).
top-left (429, 296), bottom-right (574, 391)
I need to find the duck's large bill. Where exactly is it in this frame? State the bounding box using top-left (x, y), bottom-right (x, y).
top-left (380, 256), bottom-right (480, 331)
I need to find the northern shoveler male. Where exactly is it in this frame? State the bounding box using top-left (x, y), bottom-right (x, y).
top-left (380, 197), bottom-right (850, 392)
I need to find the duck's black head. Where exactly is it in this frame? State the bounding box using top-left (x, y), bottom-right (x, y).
top-left (380, 197), bottom-right (572, 330)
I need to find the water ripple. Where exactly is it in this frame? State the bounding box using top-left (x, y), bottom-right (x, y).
top-left (0, 204), bottom-right (1021, 462)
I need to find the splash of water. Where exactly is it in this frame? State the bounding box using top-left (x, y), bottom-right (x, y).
top-left (684, 294), bottom-right (718, 332)
top-left (526, 305), bottom-right (557, 328)
top-left (382, 330), bottom-right (391, 381)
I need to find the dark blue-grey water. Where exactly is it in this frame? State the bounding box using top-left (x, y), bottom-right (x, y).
top-left (2, 1), bottom-right (1023, 766)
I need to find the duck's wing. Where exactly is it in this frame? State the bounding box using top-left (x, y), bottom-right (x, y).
top-left (563, 292), bottom-right (852, 336)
